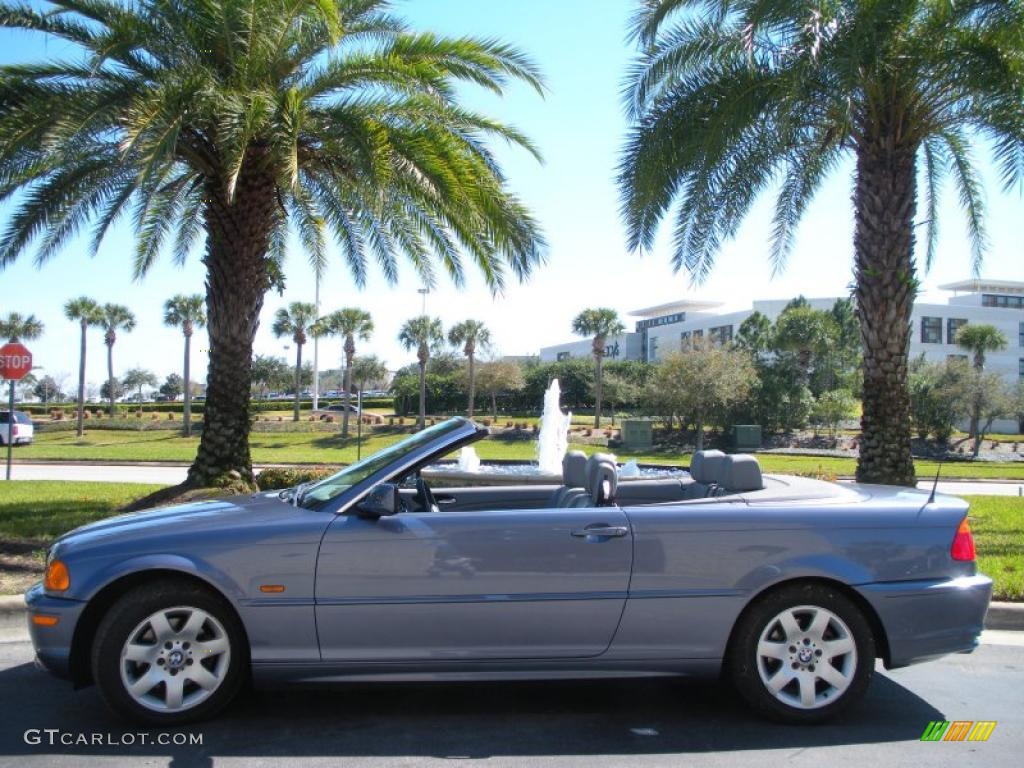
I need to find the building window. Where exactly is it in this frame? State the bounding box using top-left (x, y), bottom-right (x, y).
top-left (982, 294), bottom-right (1024, 309)
top-left (556, 351), bottom-right (571, 362)
top-left (921, 317), bottom-right (942, 344)
top-left (948, 354), bottom-right (968, 364)
top-left (1019, 321), bottom-right (1024, 348)
top-left (709, 324), bottom-right (733, 346)
top-left (692, 329), bottom-right (704, 346)
top-left (679, 330), bottom-right (691, 350)
top-left (947, 318), bottom-right (967, 345)
top-left (1020, 358), bottom-right (1024, 379)
top-left (648, 336), bottom-right (659, 361)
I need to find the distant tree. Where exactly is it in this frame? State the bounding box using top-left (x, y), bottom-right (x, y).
top-left (598, 372), bottom-right (639, 426)
top-left (908, 357), bottom-right (971, 443)
top-left (0, 312), bottom-right (43, 342)
top-left (15, 372), bottom-right (37, 400)
top-left (811, 389), bottom-right (858, 442)
top-left (476, 359), bottom-right (526, 420)
top-left (160, 374), bottom-right (184, 401)
top-left (64, 297), bottom-right (103, 436)
top-left (272, 303), bottom-right (318, 422)
top-left (251, 355), bottom-right (291, 400)
top-left (100, 377), bottom-right (125, 402)
top-left (571, 308), bottom-right (625, 427)
top-left (164, 294), bottom-right (206, 436)
top-left (734, 311), bottom-right (773, 358)
top-left (316, 308), bottom-right (374, 437)
top-left (773, 306), bottom-right (833, 387)
top-left (399, 316), bottom-right (445, 429)
top-left (956, 324), bottom-right (1009, 442)
top-left (99, 304), bottom-right (136, 415)
top-left (647, 343), bottom-right (756, 449)
top-left (448, 320), bottom-right (491, 419)
top-left (970, 373), bottom-right (1015, 457)
top-left (33, 375), bottom-right (63, 405)
top-left (123, 368), bottom-right (158, 405)
top-left (351, 356), bottom-right (390, 396)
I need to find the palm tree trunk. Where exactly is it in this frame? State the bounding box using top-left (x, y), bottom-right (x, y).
top-left (695, 417), bottom-right (704, 451)
top-left (467, 353), bottom-right (476, 418)
top-left (594, 353), bottom-right (603, 428)
top-left (182, 333), bottom-right (192, 437)
top-left (342, 352), bottom-right (353, 438)
top-left (188, 167), bottom-right (275, 488)
top-left (293, 343), bottom-right (302, 422)
top-left (853, 127), bottom-right (918, 487)
top-left (76, 321), bottom-right (87, 437)
top-left (106, 341), bottom-right (115, 416)
top-left (418, 359), bottom-right (427, 430)
top-left (491, 392), bottom-right (497, 420)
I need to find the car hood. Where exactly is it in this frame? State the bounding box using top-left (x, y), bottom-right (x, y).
top-left (53, 492), bottom-right (293, 551)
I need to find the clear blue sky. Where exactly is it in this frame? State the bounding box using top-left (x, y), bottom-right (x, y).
top-left (0, 0), bottom-right (1020, 393)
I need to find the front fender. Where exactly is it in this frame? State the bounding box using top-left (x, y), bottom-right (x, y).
top-left (72, 553), bottom-right (246, 605)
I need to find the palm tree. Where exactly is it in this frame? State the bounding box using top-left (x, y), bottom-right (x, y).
top-left (572, 309), bottom-right (625, 427)
top-left (316, 308), bottom-right (373, 437)
top-left (448, 320), bottom-right (491, 419)
top-left (620, 0), bottom-right (1024, 486)
top-left (272, 302), bottom-right (318, 422)
top-left (0, 0), bottom-right (545, 488)
top-left (164, 295), bottom-right (206, 436)
top-left (122, 367), bottom-right (158, 406)
top-left (773, 306), bottom-right (834, 387)
top-left (351, 356), bottom-right (390, 397)
top-left (0, 312), bottom-right (43, 342)
top-left (956, 324), bottom-right (1008, 445)
top-left (98, 304), bottom-right (136, 416)
top-left (399, 316), bottom-right (445, 430)
top-left (63, 297), bottom-right (102, 436)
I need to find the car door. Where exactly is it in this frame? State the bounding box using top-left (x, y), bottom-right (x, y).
top-left (315, 504), bottom-right (633, 661)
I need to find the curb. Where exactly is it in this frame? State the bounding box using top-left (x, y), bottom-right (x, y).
top-left (1, 593), bottom-right (1022, 629)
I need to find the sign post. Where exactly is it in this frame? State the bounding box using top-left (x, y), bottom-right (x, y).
top-left (0, 342), bottom-right (33, 480)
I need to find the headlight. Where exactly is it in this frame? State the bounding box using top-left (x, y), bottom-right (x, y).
top-left (44, 559), bottom-right (70, 592)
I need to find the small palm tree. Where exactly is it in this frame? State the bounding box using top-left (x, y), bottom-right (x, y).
top-left (316, 308), bottom-right (374, 437)
top-left (272, 303), bottom-right (318, 422)
top-left (351, 356), bottom-right (390, 397)
top-left (63, 297), bottom-right (103, 436)
top-left (620, 0), bottom-right (1024, 486)
top-left (164, 295), bottom-right (207, 436)
top-left (122, 368), bottom-right (158, 406)
top-left (448, 320), bottom-right (491, 419)
top-left (0, 0), bottom-right (546, 488)
top-left (956, 324), bottom-right (1008, 445)
top-left (773, 307), bottom-right (834, 387)
top-left (98, 304), bottom-right (136, 416)
top-left (0, 312), bottom-right (43, 342)
top-left (572, 309), bottom-right (625, 427)
top-left (399, 316), bottom-right (445, 430)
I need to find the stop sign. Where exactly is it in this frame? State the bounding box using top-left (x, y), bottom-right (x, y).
top-left (0, 342), bottom-right (32, 381)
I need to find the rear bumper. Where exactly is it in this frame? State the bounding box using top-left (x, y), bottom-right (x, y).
top-left (856, 574), bottom-right (992, 669)
top-left (24, 582), bottom-right (86, 680)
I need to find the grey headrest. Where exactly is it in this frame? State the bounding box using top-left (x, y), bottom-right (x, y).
top-left (721, 454), bottom-right (763, 492)
top-left (586, 453), bottom-right (618, 504)
top-left (689, 450), bottom-right (726, 484)
top-left (562, 451), bottom-right (588, 488)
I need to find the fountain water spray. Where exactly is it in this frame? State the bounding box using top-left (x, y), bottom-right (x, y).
top-left (537, 379), bottom-right (572, 475)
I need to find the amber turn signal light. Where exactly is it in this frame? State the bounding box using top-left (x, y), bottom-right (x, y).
top-left (31, 615), bottom-right (59, 627)
top-left (44, 559), bottom-right (70, 592)
top-left (259, 584), bottom-right (286, 593)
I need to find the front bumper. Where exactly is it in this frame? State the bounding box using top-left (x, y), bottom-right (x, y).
top-left (857, 573), bottom-right (993, 669)
top-left (24, 582), bottom-right (87, 679)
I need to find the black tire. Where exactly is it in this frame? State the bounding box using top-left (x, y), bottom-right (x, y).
top-left (91, 580), bottom-right (247, 725)
top-left (728, 582), bottom-right (875, 724)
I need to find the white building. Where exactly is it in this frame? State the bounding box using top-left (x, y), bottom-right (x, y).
top-left (540, 279), bottom-right (1024, 433)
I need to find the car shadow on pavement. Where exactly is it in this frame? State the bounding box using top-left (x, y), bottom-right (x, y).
top-left (0, 662), bottom-right (943, 763)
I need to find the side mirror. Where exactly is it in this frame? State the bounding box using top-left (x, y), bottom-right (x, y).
top-left (357, 483), bottom-right (401, 518)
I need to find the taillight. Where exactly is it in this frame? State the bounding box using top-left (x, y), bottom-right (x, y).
top-left (951, 518), bottom-right (976, 562)
top-left (11, 425), bottom-right (19, 437)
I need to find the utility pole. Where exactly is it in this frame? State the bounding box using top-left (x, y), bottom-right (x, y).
top-left (418, 287), bottom-right (429, 316)
top-left (312, 271), bottom-right (321, 412)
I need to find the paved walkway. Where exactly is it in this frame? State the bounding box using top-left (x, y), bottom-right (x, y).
top-left (3, 462), bottom-right (1023, 496)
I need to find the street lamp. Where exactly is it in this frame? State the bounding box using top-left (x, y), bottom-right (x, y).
top-left (312, 270), bottom-right (322, 412)
top-left (417, 288), bottom-right (429, 316)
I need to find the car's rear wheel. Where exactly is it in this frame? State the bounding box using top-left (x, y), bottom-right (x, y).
top-left (728, 582), bottom-right (874, 723)
top-left (92, 581), bottom-right (246, 724)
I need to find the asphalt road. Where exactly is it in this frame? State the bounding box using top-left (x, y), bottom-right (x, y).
top-left (6, 462), bottom-right (1024, 496)
top-left (0, 620), bottom-right (1020, 768)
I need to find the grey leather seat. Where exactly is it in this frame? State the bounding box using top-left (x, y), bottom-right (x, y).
top-left (716, 454), bottom-right (764, 494)
top-left (683, 450), bottom-right (726, 499)
top-left (569, 454), bottom-right (618, 508)
top-left (548, 451), bottom-right (588, 507)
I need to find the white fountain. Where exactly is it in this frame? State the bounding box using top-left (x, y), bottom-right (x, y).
top-left (537, 379), bottom-right (572, 475)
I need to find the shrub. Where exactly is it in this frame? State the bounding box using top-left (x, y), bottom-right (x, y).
top-left (256, 466), bottom-right (336, 491)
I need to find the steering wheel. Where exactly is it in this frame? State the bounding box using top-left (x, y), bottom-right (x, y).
top-left (415, 475), bottom-right (440, 513)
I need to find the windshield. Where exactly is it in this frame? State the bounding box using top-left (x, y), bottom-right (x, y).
top-left (299, 418), bottom-right (470, 507)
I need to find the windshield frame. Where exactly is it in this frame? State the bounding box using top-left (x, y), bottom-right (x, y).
top-left (297, 417), bottom-right (486, 513)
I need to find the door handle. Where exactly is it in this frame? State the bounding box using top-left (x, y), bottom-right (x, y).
top-left (571, 524), bottom-right (629, 538)
top-left (436, 497), bottom-right (457, 505)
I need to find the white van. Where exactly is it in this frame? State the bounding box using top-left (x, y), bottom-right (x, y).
top-left (0, 410), bottom-right (34, 445)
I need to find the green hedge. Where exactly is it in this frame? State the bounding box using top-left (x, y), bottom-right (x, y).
top-left (20, 397), bottom-right (394, 417)
top-left (256, 466), bottom-right (336, 491)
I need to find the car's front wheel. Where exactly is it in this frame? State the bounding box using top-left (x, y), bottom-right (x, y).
top-left (92, 580), bottom-right (246, 724)
top-left (728, 582), bottom-right (875, 723)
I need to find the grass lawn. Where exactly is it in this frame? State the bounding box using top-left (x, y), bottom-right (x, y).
top-left (0, 484), bottom-right (1018, 601)
top-left (12, 429), bottom-right (1024, 480)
